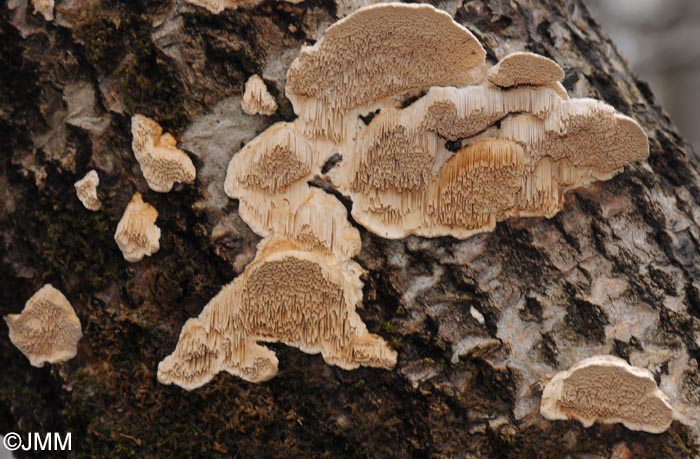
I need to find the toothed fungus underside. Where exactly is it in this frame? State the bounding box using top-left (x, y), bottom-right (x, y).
top-left (4, 284), bottom-right (83, 367)
top-left (540, 355), bottom-right (674, 433)
top-left (158, 242), bottom-right (396, 389)
top-left (74, 169), bottom-right (101, 211)
top-left (114, 192), bottom-right (161, 263)
top-left (131, 114), bottom-right (196, 193)
top-left (242, 75), bottom-right (278, 116)
top-left (161, 3), bottom-right (649, 389)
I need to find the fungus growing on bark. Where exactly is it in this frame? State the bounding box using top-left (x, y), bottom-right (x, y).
top-left (286, 3), bottom-right (486, 140)
top-left (184, 0), bottom-right (261, 14)
top-left (158, 241), bottom-right (397, 389)
top-left (74, 169), bottom-right (101, 211)
top-left (4, 284), bottom-right (82, 367)
top-left (131, 114), bottom-right (196, 193)
top-left (31, 0), bottom-right (53, 20)
top-left (224, 122), bottom-right (322, 236)
top-left (242, 75), bottom-right (278, 116)
top-left (114, 192), bottom-right (161, 263)
top-left (167, 3), bottom-right (650, 389)
top-left (488, 52), bottom-right (565, 88)
top-left (540, 355), bottom-right (674, 433)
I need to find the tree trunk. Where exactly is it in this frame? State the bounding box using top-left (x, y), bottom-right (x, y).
top-left (1, 0), bottom-right (700, 458)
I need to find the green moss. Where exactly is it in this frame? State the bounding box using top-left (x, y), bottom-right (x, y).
top-left (382, 321), bottom-right (402, 349)
top-left (29, 202), bottom-right (118, 290)
top-left (74, 19), bottom-right (124, 73)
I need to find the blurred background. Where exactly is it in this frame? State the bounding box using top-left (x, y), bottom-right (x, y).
top-left (587, 0), bottom-right (700, 154)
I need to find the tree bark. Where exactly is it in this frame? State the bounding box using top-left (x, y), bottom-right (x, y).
top-left (2, 0), bottom-right (700, 458)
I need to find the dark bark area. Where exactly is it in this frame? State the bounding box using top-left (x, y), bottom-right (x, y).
top-left (1, 0), bottom-right (700, 458)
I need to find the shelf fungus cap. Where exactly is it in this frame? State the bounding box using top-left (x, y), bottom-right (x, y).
top-left (242, 75), bottom-right (278, 116)
top-left (114, 192), bottom-right (161, 263)
top-left (540, 355), bottom-right (674, 433)
top-left (131, 114), bottom-right (196, 193)
top-left (488, 52), bottom-right (565, 88)
top-left (285, 3), bottom-right (486, 139)
top-left (74, 169), bottom-right (101, 211)
top-left (158, 245), bottom-right (396, 389)
top-left (4, 284), bottom-right (82, 367)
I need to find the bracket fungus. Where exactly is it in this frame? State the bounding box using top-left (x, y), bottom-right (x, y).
top-left (487, 52), bottom-right (565, 88)
top-left (114, 192), bottom-right (161, 263)
top-left (540, 355), bottom-right (674, 433)
top-left (158, 238), bottom-right (396, 389)
top-left (74, 169), bottom-right (101, 211)
top-left (242, 75), bottom-right (278, 116)
top-left (4, 284), bottom-right (82, 367)
top-left (285, 3), bottom-right (486, 141)
top-left (131, 114), bottom-right (196, 193)
top-left (164, 3), bottom-right (650, 388)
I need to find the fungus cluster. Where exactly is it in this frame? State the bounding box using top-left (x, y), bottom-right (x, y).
top-left (161, 3), bottom-right (649, 389)
top-left (4, 284), bottom-right (82, 367)
top-left (157, 189), bottom-right (395, 388)
top-left (540, 355), bottom-right (674, 433)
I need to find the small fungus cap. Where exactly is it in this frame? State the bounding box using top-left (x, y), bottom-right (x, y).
top-left (488, 52), bottom-right (565, 88)
top-left (242, 75), bottom-right (278, 116)
top-left (74, 169), bottom-right (101, 211)
top-left (540, 355), bottom-right (674, 433)
top-left (114, 192), bottom-right (161, 263)
top-left (286, 3), bottom-right (486, 114)
top-left (4, 284), bottom-right (83, 367)
top-left (131, 115), bottom-right (196, 193)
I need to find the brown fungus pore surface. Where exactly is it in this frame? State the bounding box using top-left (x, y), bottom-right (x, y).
top-left (4, 284), bottom-right (83, 367)
top-left (285, 3), bottom-right (486, 141)
top-left (488, 52), bottom-right (565, 88)
top-left (540, 355), bottom-right (674, 433)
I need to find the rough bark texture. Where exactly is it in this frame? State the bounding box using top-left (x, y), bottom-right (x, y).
top-left (2, 0), bottom-right (700, 458)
